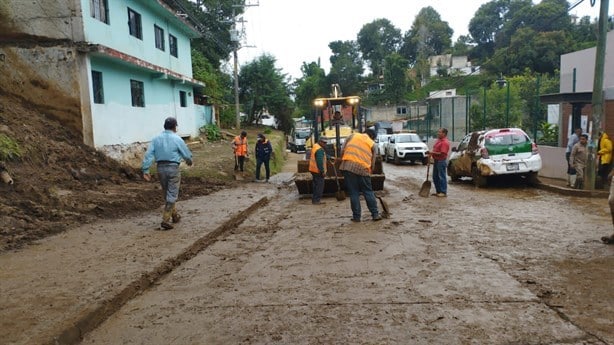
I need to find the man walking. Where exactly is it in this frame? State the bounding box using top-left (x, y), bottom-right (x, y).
top-left (309, 137), bottom-right (328, 205)
top-left (232, 131), bottom-right (248, 172)
top-left (566, 128), bottom-right (582, 187)
top-left (142, 117), bottom-right (193, 230)
top-left (254, 133), bottom-right (273, 182)
top-left (339, 129), bottom-right (381, 222)
top-left (430, 128), bottom-right (450, 197)
top-left (570, 133), bottom-right (589, 189)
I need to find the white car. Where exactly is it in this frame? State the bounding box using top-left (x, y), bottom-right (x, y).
top-left (375, 134), bottom-right (392, 158)
top-left (384, 133), bottom-right (428, 165)
top-left (254, 114), bottom-right (278, 129)
top-left (447, 128), bottom-right (542, 187)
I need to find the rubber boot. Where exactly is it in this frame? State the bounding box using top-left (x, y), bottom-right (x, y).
top-left (569, 174), bottom-right (576, 188)
top-left (575, 178), bottom-right (584, 190)
top-left (171, 204), bottom-right (181, 223)
top-left (161, 202), bottom-right (174, 230)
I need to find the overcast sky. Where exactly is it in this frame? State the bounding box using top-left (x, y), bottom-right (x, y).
top-left (236, 0), bottom-right (606, 80)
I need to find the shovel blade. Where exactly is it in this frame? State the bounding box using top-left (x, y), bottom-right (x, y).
top-left (336, 190), bottom-right (346, 201)
top-left (418, 181), bottom-right (431, 197)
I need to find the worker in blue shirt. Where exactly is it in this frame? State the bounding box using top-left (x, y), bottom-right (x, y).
top-left (142, 117), bottom-right (193, 230)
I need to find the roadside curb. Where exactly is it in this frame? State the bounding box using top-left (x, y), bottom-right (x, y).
top-left (536, 182), bottom-right (609, 198)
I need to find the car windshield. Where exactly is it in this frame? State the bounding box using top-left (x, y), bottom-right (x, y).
top-left (296, 131), bottom-right (310, 139)
top-left (485, 132), bottom-right (527, 146)
top-left (397, 134), bottom-right (421, 143)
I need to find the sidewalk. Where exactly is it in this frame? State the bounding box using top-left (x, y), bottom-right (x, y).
top-left (537, 176), bottom-right (609, 198)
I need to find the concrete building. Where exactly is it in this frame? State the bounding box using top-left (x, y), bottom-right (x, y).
top-left (0, 0), bottom-right (211, 151)
top-left (428, 54), bottom-right (480, 77)
top-left (541, 30), bottom-right (614, 147)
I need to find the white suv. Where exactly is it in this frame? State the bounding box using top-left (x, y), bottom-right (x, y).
top-left (384, 133), bottom-right (428, 165)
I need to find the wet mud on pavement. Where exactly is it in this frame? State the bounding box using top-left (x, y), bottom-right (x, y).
top-left (2, 154), bottom-right (613, 344)
top-left (82, 158), bottom-right (612, 344)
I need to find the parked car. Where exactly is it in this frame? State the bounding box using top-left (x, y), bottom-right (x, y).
top-left (384, 133), bottom-right (428, 165)
top-left (447, 128), bottom-right (542, 187)
top-left (375, 134), bottom-right (392, 159)
top-left (253, 114), bottom-right (278, 129)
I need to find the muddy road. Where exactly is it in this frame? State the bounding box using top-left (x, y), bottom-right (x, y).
top-left (2, 154), bottom-right (613, 344)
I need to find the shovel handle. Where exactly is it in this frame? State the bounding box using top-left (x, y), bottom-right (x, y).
top-left (425, 157), bottom-right (430, 182)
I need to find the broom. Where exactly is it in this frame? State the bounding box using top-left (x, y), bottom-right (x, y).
top-left (418, 157), bottom-right (431, 197)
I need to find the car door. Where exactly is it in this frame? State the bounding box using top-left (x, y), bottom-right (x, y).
top-left (452, 133), bottom-right (478, 175)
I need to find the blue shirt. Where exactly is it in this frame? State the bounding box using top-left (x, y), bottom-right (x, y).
top-left (141, 130), bottom-right (192, 173)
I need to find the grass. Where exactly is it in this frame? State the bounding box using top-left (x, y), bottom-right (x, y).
top-left (0, 133), bottom-right (22, 161)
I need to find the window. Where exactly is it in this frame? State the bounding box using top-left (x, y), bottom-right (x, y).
top-left (179, 91), bottom-right (187, 107)
top-left (396, 107), bottom-right (407, 115)
top-left (130, 80), bottom-right (144, 107)
top-left (90, 0), bottom-right (108, 24)
top-left (127, 8), bottom-right (142, 39)
top-left (91, 70), bottom-right (104, 104)
top-left (154, 25), bottom-right (165, 51)
top-left (169, 34), bottom-right (178, 57)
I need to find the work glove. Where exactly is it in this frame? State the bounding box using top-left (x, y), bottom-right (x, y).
top-left (185, 159), bottom-right (193, 166)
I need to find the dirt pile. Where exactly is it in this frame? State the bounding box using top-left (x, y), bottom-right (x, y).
top-left (0, 91), bottom-right (229, 251)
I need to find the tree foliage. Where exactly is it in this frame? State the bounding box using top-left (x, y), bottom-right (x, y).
top-left (327, 40), bottom-right (364, 96)
top-left (356, 19), bottom-right (402, 77)
top-left (238, 54), bottom-right (294, 133)
top-left (401, 6), bottom-right (453, 64)
top-left (293, 61), bottom-right (328, 118)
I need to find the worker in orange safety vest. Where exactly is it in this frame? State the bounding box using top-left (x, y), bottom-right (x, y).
top-left (232, 131), bottom-right (248, 172)
top-left (339, 128), bottom-right (381, 222)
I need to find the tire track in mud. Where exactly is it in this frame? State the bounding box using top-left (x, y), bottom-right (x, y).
top-left (52, 196), bottom-right (270, 345)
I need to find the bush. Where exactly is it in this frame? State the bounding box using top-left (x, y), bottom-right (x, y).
top-left (201, 124), bottom-right (221, 142)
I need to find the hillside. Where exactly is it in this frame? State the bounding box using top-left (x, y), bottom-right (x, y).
top-left (0, 91), bottom-right (230, 251)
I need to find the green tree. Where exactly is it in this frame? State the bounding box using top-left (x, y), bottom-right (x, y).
top-left (356, 18), bottom-right (402, 77)
top-left (400, 6), bottom-right (453, 80)
top-left (176, 0), bottom-right (244, 68)
top-left (382, 53), bottom-right (410, 104)
top-left (238, 54), bottom-right (294, 133)
top-left (451, 35), bottom-right (474, 57)
top-left (191, 49), bottom-right (234, 126)
top-left (468, 0), bottom-right (532, 61)
top-left (293, 61), bottom-right (328, 118)
top-left (327, 40), bottom-right (364, 96)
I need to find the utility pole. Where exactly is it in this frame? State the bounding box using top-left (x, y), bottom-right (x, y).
top-left (230, 2), bottom-right (258, 130)
top-left (585, 0), bottom-right (609, 190)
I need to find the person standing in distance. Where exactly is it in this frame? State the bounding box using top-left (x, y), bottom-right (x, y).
top-left (597, 131), bottom-right (612, 188)
top-left (339, 129), bottom-right (381, 222)
top-left (309, 137), bottom-right (329, 205)
top-left (232, 131), bottom-right (248, 172)
top-left (570, 133), bottom-right (589, 189)
top-left (254, 133), bottom-right (273, 182)
top-left (141, 117), bottom-right (193, 230)
top-left (566, 128), bottom-right (582, 187)
top-left (429, 128), bottom-right (450, 197)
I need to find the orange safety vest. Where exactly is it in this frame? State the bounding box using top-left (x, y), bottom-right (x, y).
top-left (233, 136), bottom-right (247, 156)
top-left (309, 143), bottom-right (326, 174)
top-left (342, 133), bottom-right (374, 173)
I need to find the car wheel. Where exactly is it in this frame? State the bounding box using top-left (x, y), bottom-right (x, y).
top-left (526, 172), bottom-right (540, 186)
top-left (384, 152), bottom-right (389, 163)
top-left (472, 166), bottom-right (488, 188)
top-left (422, 157), bottom-right (429, 165)
top-left (394, 151), bottom-right (400, 165)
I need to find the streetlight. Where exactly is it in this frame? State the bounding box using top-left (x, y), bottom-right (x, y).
top-left (496, 73), bottom-right (510, 128)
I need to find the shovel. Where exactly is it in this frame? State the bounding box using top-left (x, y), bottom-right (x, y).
top-left (330, 161), bottom-right (346, 201)
top-left (418, 157), bottom-right (431, 197)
